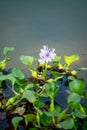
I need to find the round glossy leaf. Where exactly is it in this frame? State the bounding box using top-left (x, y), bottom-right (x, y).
top-left (22, 90), bottom-right (36, 103)
top-left (68, 93), bottom-right (81, 109)
top-left (20, 56), bottom-right (35, 66)
top-left (59, 117), bottom-right (74, 129)
top-left (69, 79), bottom-right (85, 95)
top-left (12, 68), bottom-right (24, 79)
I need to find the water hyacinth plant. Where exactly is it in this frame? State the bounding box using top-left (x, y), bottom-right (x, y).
top-left (0, 45), bottom-right (87, 130)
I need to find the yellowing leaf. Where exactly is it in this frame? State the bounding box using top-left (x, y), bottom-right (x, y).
top-left (29, 69), bottom-right (37, 78)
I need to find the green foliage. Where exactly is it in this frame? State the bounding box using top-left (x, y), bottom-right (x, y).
top-left (3, 47), bottom-right (14, 56)
top-left (22, 90), bottom-right (36, 103)
top-left (57, 109), bottom-right (67, 123)
top-left (64, 55), bottom-right (79, 67)
top-left (24, 83), bottom-right (36, 90)
top-left (53, 55), bottom-right (61, 63)
top-left (6, 96), bottom-right (17, 107)
top-left (74, 108), bottom-right (87, 119)
top-left (0, 73), bottom-right (16, 85)
top-left (20, 55), bottom-right (35, 66)
top-left (44, 105), bottom-right (61, 117)
top-left (12, 68), bottom-right (25, 80)
top-left (0, 47), bottom-right (14, 71)
top-left (44, 82), bottom-right (59, 98)
top-left (68, 93), bottom-right (81, 109)
top-left (58, 117), bottom-right (74, 129)
top-left (24, 114), bottom-right (36, 126)
top-left (12, 116), bottom-right (23, 130)
top-left (69, 79), bottom-right (85, 95)
top-left (40, 113), bottom-right (52, 126)
top-left (0, 46), bottom-right (87, 130)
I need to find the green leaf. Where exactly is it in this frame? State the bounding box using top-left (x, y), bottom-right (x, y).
top-left (6, 96), bottom-right (17, 107)
top-left (64, 55), bottom-right (79, 66)
top-left (20, 56), bottom-right (35, 66)
top-left (51, 71), bottom-right (60, 78)
top-left (12, 116), bottom-right (23, 130)
top-left (79, 104), bottom-right (86, 115)
top-left (68, 93), bottom-right (81, 109)
top-left (24, 114), bottom-right (35, 126)
top-left (39, 90), bottom-right (48, 97)
top-left (74, 108), bottom-right (87, 119)
top-left (22, 90), bottom-right (36, 103)
top-left (59, 117), bottom-right (74, 129)
top-left (12, 68), bottom-right (24, 79)
top-left (0, 72), bottom-right (3, 76)
top-left (3, 47), bottom-right (14, 56)
top-left (68, 92), bottom-right (81, 103)
top-left (35, 100), bottom-right (43, 109)
top-left (57, 109), bottom-right (67, 123)
top-left (69, 79), bottom-right (85, 95)
top-left (40, 113), bottom-right (52, 126)
top-left (68, 76), bottom-right (76, 81)
top-left (53, 55), bottom-right (61, 63)
top-left (44, 105), bottom-right (61, 116)
top-left (0, 73), bottom-right (16, 85)
top-left (25, 84), bottom-right (35, 90)
top-left (45, 82), bottom-right (59, 98)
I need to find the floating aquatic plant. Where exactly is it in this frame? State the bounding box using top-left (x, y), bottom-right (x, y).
top-left (0, 45), bottom-right (87, 130)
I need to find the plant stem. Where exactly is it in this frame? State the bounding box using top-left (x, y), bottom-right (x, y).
top-left (50, 98), bottom-right (55, 125)
top-left (34, 105), bottom-right (41, 127)
top-left (50, 98), bottom-right (54, 112)
top-left (7, 84), bottom-right (19, 95)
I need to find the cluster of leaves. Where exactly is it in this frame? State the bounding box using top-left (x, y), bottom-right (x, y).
top-left (0, 47), bottom-right (87, 130)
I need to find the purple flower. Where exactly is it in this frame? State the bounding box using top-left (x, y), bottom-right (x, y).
top-left (38, 45), bottom-right (56, 64)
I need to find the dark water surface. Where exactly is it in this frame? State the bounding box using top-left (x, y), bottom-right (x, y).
top-left (0, 0), bottom-right (87, 129)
